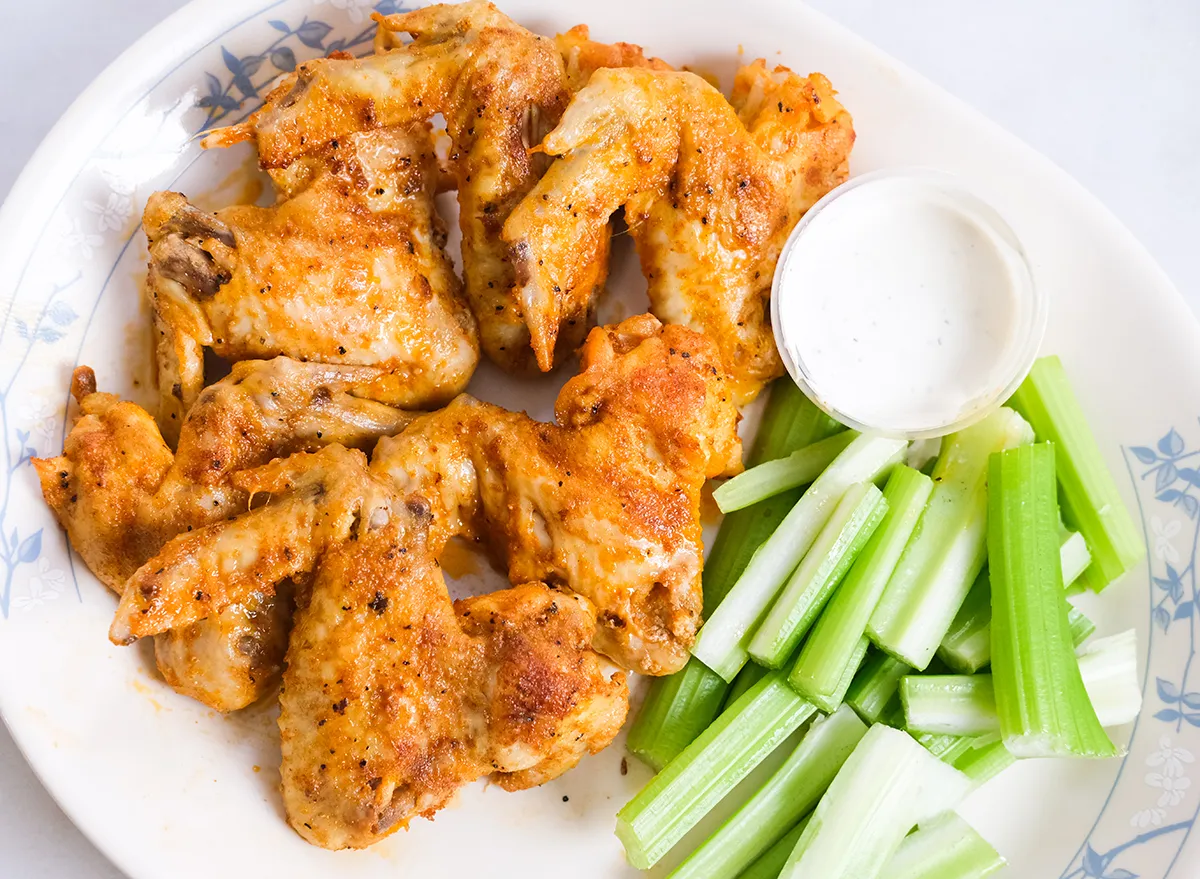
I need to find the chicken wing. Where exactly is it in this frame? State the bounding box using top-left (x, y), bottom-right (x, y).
top-left (555, 24), bottom-right (671, 92)
top-left (147, 123), bottom-right (475, 444)
top-left (205, 0), bottom-right (575, 373)
top-left (35, 358), bottom-right (412, 709)
top-left (372, 314), bottom-right (741, 674)
top-left (503, 64), bottom-right (853, 400)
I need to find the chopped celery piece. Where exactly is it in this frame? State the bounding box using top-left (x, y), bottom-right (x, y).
top-left (886, 812), bottom-right (1006, 879)
top-left (749, 483), bottom-right (888, 667)
top-left (714, 431), bottom-right (857, 512)
top-left (938, 532), bottom-right (1094, 673)
top-left (846, 649), bottom-right (911, 725)
top-left (615, 673), bottom-right (815, 869)
top-left (810, 636), bottom-right (871, 715)
top-left (902, 676), bottom-right (999, 736)
top-left (1010, 356), bottom-right (1145, 591)
top-left (989, 443), bottom-right (1117, 758)
top-left (791, 466), bottom-right (933, 706)
top-left (869, 408), bottom-right (1033, 669)
top-left (915, 731), bottom-right (975, 765)
top-left (1069, 606), bottom-right (1098, 647)
top-left (1076, 630), bottom-right (1143, 727)
top-left (631, 383), bottom-right (841, 768)
top-left (724, 661), bottom-right (770, 712)
top-left (668, 706), bottom-right (867, 879)
top-left (627, 658), bottom-right (729, 771)
top-left (777, 725), bottom-right (971, 879)
top-left (740, 817), bottom-right (810, 879)
top-left (952, 737), bottom-right (1016, 786)
top-left (694, 435), bottom-right (908, 681)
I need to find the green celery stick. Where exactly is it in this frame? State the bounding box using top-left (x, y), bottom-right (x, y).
top-left (886, 812), bottom-right (1006, 879)
top-left (1009, 355), bottom-right (1145, 591)
top-left (667, 705), bottom-right (867, 879)
top-left (723, 661), bottom-right (769, 712)
top-left (627, 658), bottom-right (730, 771)
top-left (749, 483), bottom-right (888, 668)
top-left (739, 817), bottom-right (810, 879)
top-left (814, 636), bottom-right (871, 715)
top-left (629, 382), bottom-right (841, 768)
top-left (777, 725), bottom-right (971, 879)
top-left (846, 649), bottom-right (911, 725)
top-left (615, 673), bottom-right (815, 869)
top-left (695, 435), bottom-right (908, 681)
top-left (868, 408), bottom-right (1033, 669)
top-left (952, 738), bottom-right (1016, 786)
top-left (914, 731), bottom-right (976, 765)
top-left (713, 431), bottom-right (858, 512)
top-left (791, 466), bottom-right (933, 707)
top-left (988, 444), bottom-right (1116, 757)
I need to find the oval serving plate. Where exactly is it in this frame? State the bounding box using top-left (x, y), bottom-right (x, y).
top-left (0, 1), bottom-right (1198, 877)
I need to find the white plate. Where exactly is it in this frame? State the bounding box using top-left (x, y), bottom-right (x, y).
top-left (1, 1), bottom-right (1197, 876)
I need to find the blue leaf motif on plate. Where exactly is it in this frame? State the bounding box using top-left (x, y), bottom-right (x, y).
top-left (1176, 600), bottom-right (1194, 620)
top-left (35, 326), bottom-right (63, 344)
top-left (1156, 462), bottom-right (1179, 492)
top-left (1157, 678), bottom-right (1182, 702)
top-left (270, 46), bottom-right (297, 72)
top-left (1182, 494), bottom-right (1200, 519)
top-left (1083, 844), bottom-right (1108, 877)
top-left (1131, 446), bottom-right (1158, 464)
top-left (1186, 713), bottom-right (1200, 728)
top-left (296, 20), bottom-right (333, 49)
top-left (1155, 709), bottom-right (1182, 722)
top-left (268, 19), bottom-right (291, 32)
top-left (1154, 564), bottom-right (1184, 601)
top-left (1159, 428), bottom-right (1185, 457)
top-left (47, 301), bottom-right (77, 327)
top-left (1158, 489), bottom-right (1184, 504)
top-left (1183, 692), bottom-right (1200, 710)
top-left (221, 47), bottom-right (259, 98)
top-left (1155, 605), bottom-right (1172, 632)
top-left (17, 529), bottom-right (42, 564)
top-left (1107, 870), bottom-right (1138, 879)
top-left (14, 319), bottom-right (28, 339)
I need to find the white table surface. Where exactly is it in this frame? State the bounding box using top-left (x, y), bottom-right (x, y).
top-left (1, 0), bottom-right (1197, 875)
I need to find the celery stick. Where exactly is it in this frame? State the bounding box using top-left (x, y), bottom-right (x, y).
top-left (810, 636), bottom-right (871, 715)
top-left (740, 817), bottom-right (810, 879)
top-left (749, 484), bottom-right (888, 667)
top-left (695, 435), bottom-right (908, 681)
top-left (791, 466), bottom-right (933, 706)
top-left (938, 532), bottom-right (1093, 673)
top-left (915, 731), bottom-right (976, 765)
top-left (724, 661), bottom-right (770, 712)
top-left (952, 737), bottom-right (1016, 785)
top-left (714, 431), bottom-right (858, 512)
top-left (989, 443), bottom-right (1117, 758)
top-left (1076, 630), bottom-right (1143, 727)
top-left (627, 658), bottom-right (730, 771)
top-left (902, 676), bottom-right (999, 736)
top-left (846, 649), bottom-right (911, 725)
top-left (868, 408), bottom-right (1033, 669)
top-left (630, 383), bottom-right (841, 768)
top-left (886, 812), bottom-right (1006, 879)
top-left (1010, 356), bottom-right (1145, 591)
top-left (668, 706), bottom-right (867, 879)
top-left (777, 725), bottom-right (971, 879)
top-left (615, 673), bottom-right (816, 869)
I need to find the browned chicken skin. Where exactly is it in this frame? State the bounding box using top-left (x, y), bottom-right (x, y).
top-left (34, 358), bottom-right (412, 710)
top-left (504, 63), bottom-right (853, 398)
top-left (148, 124), bottom-right (475, 444)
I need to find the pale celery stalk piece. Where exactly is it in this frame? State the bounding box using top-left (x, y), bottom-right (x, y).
top-left (809, 636), bottom-right (871, 715)
top-left (868, 408), bottom-right (1034, 669)
top-left (626, 658), bottom-right (729, 771)
top-left (1010, 355), bottom-right (1145, 591)
top-left (777, 725), bottom-right (972, 879)
top-left (1076, 630), bottom-right (1143, 727)
top-left (846, 649), bottom-right (911, 725)
top-left (713, 431), bottom-right (858, 513)
top-left (952, 737), bottom-right (1016, 786)
top-left (723, 661), bottom-right (769, 713)
top-left (615, 673), bottom-right (815, 869)
top-left (694, 434), bottom-right (908, 681)
top-left (915, 731), bottom-right (976, 765)
top-left (988, 443), bottom-right (1117, 758)
top-left (667, 705), bottom-right (868, 879)
top-left (740, 817), bottom-right (810, 879)
top-left (791, 466), bottom-right (934, 706)
top-left (749, 483), bottom-right (888, 668)
top-left (630, 383), bottom-right (841, 768)
top-left (886, 812), bottom-right (1006, 879)
top-left (938, 531), bottom-right (1093, 673)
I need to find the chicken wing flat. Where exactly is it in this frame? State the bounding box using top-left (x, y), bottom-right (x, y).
top-left (206, 0), bottom-right (574, 374)
top-left (503, 64), bottom-right (853, 400)
top-left (372, 314), bottom-right (741, 675)
top-left (35, 358), bottom-right (412, 710)
top-left (147, 124), bottom-right (474, 444)
top-left (555, 24), bottom-right (672, 92)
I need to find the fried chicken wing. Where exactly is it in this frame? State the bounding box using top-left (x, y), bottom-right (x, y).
top-left (206, 0), bottom-right (575, 373)
top-left (147, 124), bottom-right (475, 443)
top-left (372, 315), bottom-right (741, 674)
top-left (35, 358), bottom-right (412, 709)
top-left (503, 65), bottom-right (853, 399)
top-left (555, 24), bottom-right (671, 92)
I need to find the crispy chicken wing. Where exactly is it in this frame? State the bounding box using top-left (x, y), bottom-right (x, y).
top-left (206, 0), bottom-right (575, 373)
top-left (555, 24), bottom-right (671, 92)
top-left (147, 124), bottom-right (475, 443)
top-left (503, 64), bottom-right (853, 399)
top-left (34, 358), bottom-right (412, 709)
top-left (372, 314), bottom-right (741, 674)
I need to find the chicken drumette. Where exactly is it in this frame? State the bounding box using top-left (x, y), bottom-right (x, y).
top-left (504, 63), bottom-right (854, 398)
top-left (34, 357), bottom-right (413, 710)
top-left (147, 123), bottom-right (475, 444)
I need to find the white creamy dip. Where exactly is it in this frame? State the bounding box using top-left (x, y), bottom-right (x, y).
top-left (772, 171), bottom-right (1042, 438)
